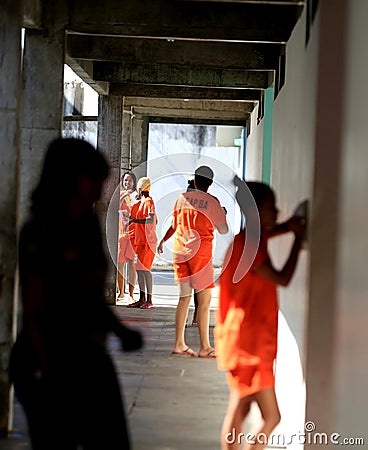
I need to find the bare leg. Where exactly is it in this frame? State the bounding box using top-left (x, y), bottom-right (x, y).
top-left (127, 259), bottom-right (137, 300)
top-left (140, 271), bottom-right (154, 307)
top-left (117, 263), bottom-right (125, 299)
top-left (221, 390), bottom-right (252, 450)
top-left (127, 270), bottom-right (144, 307)
top-left (196, 288), bottom-right (214, 355)
top-left (173, 283), bottom-right (193, 353)
top-left (137, 270), bottom-right (146, 303)
top-left (192, 292), bottom-right (198, 325)
top-left (244, 387), bottom-right (280, 450)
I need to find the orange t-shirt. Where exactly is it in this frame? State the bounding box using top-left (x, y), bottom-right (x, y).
top-left (131, 196), bottom-right (157, 246)
top-left (172, 191), bottom-right (226, 259)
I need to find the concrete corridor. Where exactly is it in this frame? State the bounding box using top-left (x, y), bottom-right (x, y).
top-left (1, 276), bottom-right (305, 450)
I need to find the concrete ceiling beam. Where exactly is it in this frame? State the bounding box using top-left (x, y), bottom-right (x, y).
top-left (183, 0), bottom-right (303, 4)
top-left (94, 62), bottom-right (274, 89)
top-left (22, 0), bottom-right (42, 29)
top-left (65, 56), bottom-right (109, 95)
top-left (109, 83), bottom-right (263, 102)
top-left (126, 106), bottom-right (251, 121)
top-left (123, 97), bottom-right (255, 113)
top-left (66, 35), bottom-right (284, 71)
top-left (68, 0), bottom-right (303, 42)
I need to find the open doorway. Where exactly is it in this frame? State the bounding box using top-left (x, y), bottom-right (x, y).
top-left (146, 122), bottom-right (246, 274)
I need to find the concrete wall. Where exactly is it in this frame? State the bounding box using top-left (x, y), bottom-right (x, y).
top-left (271, 1), bottom-right (318, 356)
top-left (244, 5), bottom-right (320, 442)
top-left (245, 106), bottom-right (263, 180)
top-left (330, 0), bottom-right (367, 442)
top-left (271, 5), bottom-right (319, 438)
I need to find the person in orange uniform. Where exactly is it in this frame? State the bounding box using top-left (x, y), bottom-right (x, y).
top-left (159, 166), bottom-right (228, 357)
top-left (217, 179), bottom-right (306, 450)
top-left (117, 172), bottom-right (137, 302)
top-left (127, 177), bottom-right (157, 309)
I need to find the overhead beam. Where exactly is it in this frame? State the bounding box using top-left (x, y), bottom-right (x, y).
top-left (127, 106), bottom-right (251, 121)
top-left (182, 0), bottom-right (303, 4)
top-left (94, 62), bottom-right (273, 89)
top-left (147, 115), bottom-right (251, 135)
top-left (67, 35), bottom-right (283, 71)
top-left (22, 0), bottom-right (42, 28)
top-left (148, 116), bottom-right (250, 129)
top-left (68, 0), bottom-right (303, 42)
top-left (109, 83), bottom-right (263, 102)
top-left (123, 97), bottom-right (255, 113)
top-left (65, 56), bottom-right (109, 95)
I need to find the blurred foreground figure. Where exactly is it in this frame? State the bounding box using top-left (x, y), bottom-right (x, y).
top-left (10, 138), bottom-right (142, 450)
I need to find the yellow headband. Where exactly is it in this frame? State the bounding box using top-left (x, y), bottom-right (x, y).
top-left (137, 177), bottom-right (151, 191)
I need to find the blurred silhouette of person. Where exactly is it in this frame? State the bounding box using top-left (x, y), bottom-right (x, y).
top-left (9, 138), bottom-right (142, 450)
top-left (117, 171), bottom-right (138, 302)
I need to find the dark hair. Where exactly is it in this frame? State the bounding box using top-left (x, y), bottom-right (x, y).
top-left (234, 177), bottom-right (274, 217)
top-left (187, 179), bottom-right (195, 191)
top-left (31, 138), bottom-right (109, 215)
top-left (245, 182), bottom-right (274, 208)
top-left (121, 171), bottom-right (137, 190)
top-left (194, 165), bottom-right (213, 189)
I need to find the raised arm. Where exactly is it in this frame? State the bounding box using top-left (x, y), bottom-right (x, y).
top-left (253, 218), bottom-right (305, 287)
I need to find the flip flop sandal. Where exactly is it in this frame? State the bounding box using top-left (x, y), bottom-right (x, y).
top-left (198, 350), bottom-right (216, 358)
top-left (172, 347), bottom-right (197, 357)
top-left (140, 303), bottom-right (155, 309)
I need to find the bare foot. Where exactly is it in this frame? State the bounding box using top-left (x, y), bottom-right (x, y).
top-left (126, 300), bottom-right (143, 308)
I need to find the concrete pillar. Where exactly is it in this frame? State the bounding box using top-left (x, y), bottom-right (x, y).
top-left (0, 1), bottom-right (22, 436)
top-left (97, 95), bottom-right (123, 304)
top-left (20, 2), bottom-right (66, 222)
top-left (121, 100), bottom-right (149, 178)
top-left (131, 116), bottom-right (149, 180)
top-left (121, 100), bottom-right (132, 172)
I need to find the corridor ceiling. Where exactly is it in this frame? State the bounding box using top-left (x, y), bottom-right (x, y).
top-left (23, 0), bottom-right (310, 128)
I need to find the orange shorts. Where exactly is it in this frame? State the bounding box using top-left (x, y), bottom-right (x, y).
top-left (174, 254), bottom-right (214, 291)
top-left (135, 244), bottom-right (156, 271)
top-left (226, 361), bottom-right (275, 398)
top-left (118, 236), bottom-right (135, 263)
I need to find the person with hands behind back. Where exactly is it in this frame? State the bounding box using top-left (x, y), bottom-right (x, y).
top-left (126, 176), bottom-right (157, 309)
top-left (9, 138), bottom-right (142, 450)
top-left (217, 178), bottom-right (306, 450)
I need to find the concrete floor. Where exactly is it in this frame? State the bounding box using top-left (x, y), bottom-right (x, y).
top-left (0, 273), bottom-right (306, 450)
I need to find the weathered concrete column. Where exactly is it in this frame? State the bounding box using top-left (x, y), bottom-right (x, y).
top-left (121, 100), bottom-right (132, 172)
top-left (0, 1), bottom-right (22, 436)
top-left (20, 3), bottom-right (66, 222)
top-left (97, 95), bottom-right (123, 304)
top-left (131, 116), bottom-right (149, 180)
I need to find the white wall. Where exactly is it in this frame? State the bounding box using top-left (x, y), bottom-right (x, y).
top-left (245, 105), bottom-right (263, 180)
top-left (332, 0), bottom-right (368, 441)
top-left (272, 7), bottom-right (319, 442)
top-left (244, 5), bottom-right (320, 445)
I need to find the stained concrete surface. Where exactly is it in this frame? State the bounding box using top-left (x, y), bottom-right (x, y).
top-left (0, 273), bottom-right (305, 450)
